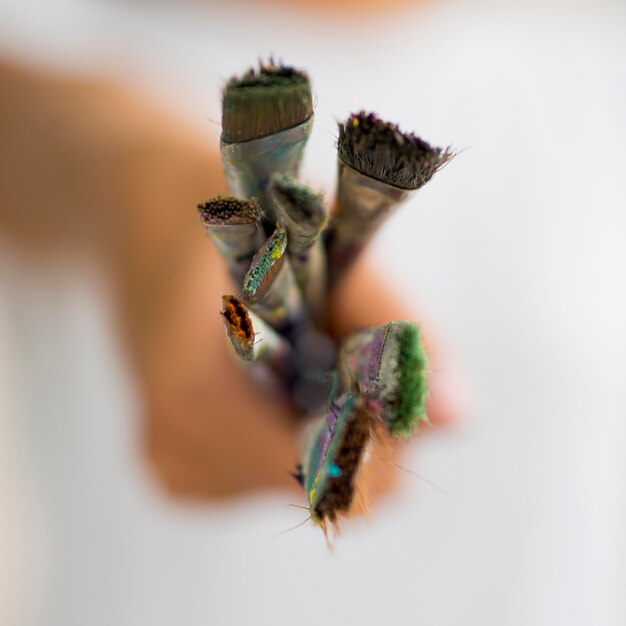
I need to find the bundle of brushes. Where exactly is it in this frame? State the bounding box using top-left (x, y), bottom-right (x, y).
top-left (197, 60), bottom-right (453, 536)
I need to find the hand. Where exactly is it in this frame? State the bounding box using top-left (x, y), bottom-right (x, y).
top-left (0, 61), bottom-right (464, 501)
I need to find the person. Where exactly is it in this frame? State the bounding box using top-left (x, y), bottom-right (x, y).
top-left (0, 58), bottom-right (461, 500)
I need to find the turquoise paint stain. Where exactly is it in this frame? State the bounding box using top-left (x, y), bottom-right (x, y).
top-left (328, 463), bottom-right (342, 478)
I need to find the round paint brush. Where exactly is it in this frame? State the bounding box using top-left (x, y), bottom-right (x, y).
top-left (328, 111), bottom-right (454, 282)
top-left (338, 320), bottom-right (429, 438)
top-left (220, 61), bottom-right (314, 226)
top-left (197, 196), bottom-right (265, 286)
top-left (269, 172), bottom-right (329, 326)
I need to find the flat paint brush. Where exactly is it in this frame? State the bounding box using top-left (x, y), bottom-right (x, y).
top-left (338, 320), bottom-right (429, 437)
top-left (241, 225), bottom-right (304, 331)
top-left (220, 61), bottom-right (314, 225)
top-left (269, 172), bottom-right (329, 325)
top-left (197, 196), bottom-right (265, 285)
top-left (302, 392), bottom-right (377, 530)
top-left (328, 111), bottom-right (454, 281)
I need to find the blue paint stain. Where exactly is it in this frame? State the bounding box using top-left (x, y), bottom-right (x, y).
top-left (328, 463), bottom-right (342, 477)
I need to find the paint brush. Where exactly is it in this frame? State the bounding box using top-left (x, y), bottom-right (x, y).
top-left (338, 320), bottom-right (429, 437)
top-left (269, 172), bottom-right (329, 325)
top-left (328, 111), bottom-right (454, 281)
top-left (221, 294), bottom-right (292, 378)
top-left (197, 58), bottom-right (460, 536)
top-left (221, 61), bottom-right (314, 226)
top-left (197, 196), bottom-right (265, 285)
top-left (241, 225), bottom-right (304, 331)
top-left (301, 392), bottom-right (378, 530)
top-left (221, 295), bottom-right (294, 395)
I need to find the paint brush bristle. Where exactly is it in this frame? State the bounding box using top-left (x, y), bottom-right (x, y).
top-left (270, 173), bottom-right (328, 234)
top-left (222, 61), bottom-right (313, 144)
top-left (337, 111), bottom-right (454, 190)
top-left (242, 226), bottom-right (288, 302)
top-left (221, 295), bottom-right (255, 359)
top-left (387, 321), bottom-right (429, 437)
top-left (197, 196), bottom-right (263, 225)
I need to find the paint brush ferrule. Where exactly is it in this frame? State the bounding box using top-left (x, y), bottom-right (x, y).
top-left (270, 172), bottom-right (328, 252)
top-left (328, 161), bottom-right (414, 274)
top-left (205, 222), bottom-right (264, 284)
top-left (269, 173), bottom-right (329, 323)
top-left (338, 324), bottom-right (388, 395)
top-left (336, 160), bottom-right (411, 218)
top-left (198, 197), bottom-right (265, 285)
top-left (220, 116), bottom-right (314, 220)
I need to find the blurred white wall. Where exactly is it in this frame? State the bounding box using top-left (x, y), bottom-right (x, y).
top-left (1, 1), bottom-right (625, 625)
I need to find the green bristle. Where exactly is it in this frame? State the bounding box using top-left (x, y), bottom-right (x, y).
top-left (388, 323), bottom-right (429, 437)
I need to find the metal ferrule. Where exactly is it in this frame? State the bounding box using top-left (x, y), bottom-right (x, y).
top-left (338, 325), bottom-right (388, 395)
top-left (273, 199), bottom-right (328, 326)
top-left (338, 323), bottom-right (402, 423)
top-left (206, 222), bottom-right (265, 286)
top-left (231, 311), bottom-right (291, 375)
top-left (328, 160), bottom-right (414, 278)
top-left (220, 116), bottom-right (314, 221)
top-left (247, 307), bottom-right (290, 365)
